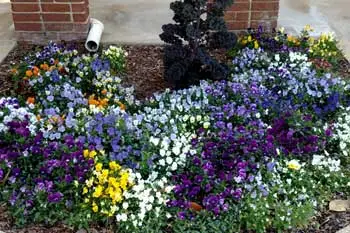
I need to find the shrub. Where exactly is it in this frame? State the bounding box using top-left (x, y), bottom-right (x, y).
top-left (160, 0), bottom-right (237, 88)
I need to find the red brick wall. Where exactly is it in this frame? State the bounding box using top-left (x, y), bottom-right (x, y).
top-left (225, 0), bottom-right (279, 31)
top-left (11, 0), bottom-right (90, 43)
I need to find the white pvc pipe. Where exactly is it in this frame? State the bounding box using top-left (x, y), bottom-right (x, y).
top-left (85, 18), bottom-right (104, 52)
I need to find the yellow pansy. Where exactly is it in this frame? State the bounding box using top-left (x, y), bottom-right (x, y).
top-left (83, 149), bottom-right (97, 159)
top-left (254, 40), bottom-right (259, 49)
top-left (102, 169), bottom-right (109, 177)
top-left (287, 160), bottom-right (301, 170)
top-left (84, 161), bottom-right (133, 216)
top-left (247, 35), bottom-right (252, 42)
top-left (108, 177), bottom-right (119, 188)
top-left (111, 190), bottom-right (122, 203)
top-left (83, 150), bottom-right (89, 158)
top-left (308, 37), bottom-right (315, 44)
top-left (86, 178), bottom-right (94, 188)
top-left (120, 175), bottom-right (129, 190)
top-left (304, 24), bottom-right (313, 31)
top-left (98, 169), bottom-right (109, 184)
top-left (110, 205), bottom-right (118, 214)
top-left (287, 35), bottom-right (294, 42)
top-left (95, 163), bottom-right (103, 172)
top-left (83, 187), bottom-right (88, 194)
top-left (92, 202), bottom-right (98, 212)
top-left (99, 150), bottom-right (105, 156)
top-left (92, 185), bottom-right (104, 198)
top-left (109, 161), bottom-right (121, 171)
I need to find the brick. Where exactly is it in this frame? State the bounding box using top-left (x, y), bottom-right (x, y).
top-left (44, 23), bottom-right (73, 31)
top-left (251, 1), bottom-right (279, 11)
top-left (14, 22), bottom-right (42, 31)
top-left (43, 32), bottom-right (59, 41)
top-left (11, 3), bottom-right (39, 12)
top-left (16, 31), bottom-right (59, 44)
top-left (236, 12), bottom-right (249, 20)
top-left (10, 0), bottom-right (38, 2)
top-left (251, 11), bottom-right (278, 20)
top-left (226, 21), bottom-right (248, 30)
top-left (71, 2), bottom-right (88, 12)
top-left (227, 2), bottom-right (250, 11)
top-left (12, 13), bottom-right (41, 22)
top-left (42, 13), bottom-right (71, 22)
top-left (224, 11), bottom-right (235, 21)
top-left (73, 11), bottom-right (89, 22)
top-left (73, 22), bottom-right (89, 32)
top-left (250, 20), bottom-right (277, 29)
top-left (41, 3), bottom-right (70, 12)
top-left (225, 11), bottom-right (249, 21)
top-left (58, 32), bottom-right (87, 41)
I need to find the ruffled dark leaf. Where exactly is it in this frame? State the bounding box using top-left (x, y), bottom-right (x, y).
top-left (209, 31), bottom-right (237, 49)
top-left (159, 24), bottom-right (183, 45)
top-left (160, 0), bottom-right (236, 88)
top-left (165, 61), bottom-right (188, 83)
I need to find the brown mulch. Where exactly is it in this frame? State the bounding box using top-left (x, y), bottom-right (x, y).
top-left (122, 45), bottom-right (170, 99)
top-left (338, 57), bottom-right (350, 79)
top-left (0, 44), bottom-right (33, 96)
top-left (295, 210), bottom-right (350, 233)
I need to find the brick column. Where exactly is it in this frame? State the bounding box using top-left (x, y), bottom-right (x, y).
top-left (225, 0), bottom-right (279, 31)
top-left (11, 0), bottom-right (90, 44)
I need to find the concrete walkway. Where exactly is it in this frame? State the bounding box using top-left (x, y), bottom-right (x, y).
top-left (90, 0), bottom-right (172, 44)
top-left (0, 0), bottom-right (15, 63)
top-left (278, 0), bottom-right (350, 59)
top-left (337, 225), bottom-right (350, 233)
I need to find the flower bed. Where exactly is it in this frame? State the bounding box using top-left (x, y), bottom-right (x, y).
top-left (0, 25), bottom-right (350, 233)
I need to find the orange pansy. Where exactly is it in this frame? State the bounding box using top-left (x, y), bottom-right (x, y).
top-left (189, 202), bottom-right (203, 212)
top-left (32, 66), bottom-right (39, 76)
top-left (117, 101), bottom-right (126, 111)
top-left (26, 70), bottom-right (33, 77)
top-left (40, 64), bottom-right (49, 71)
top-left (101, 89), bottom-right (108, 95)
top-left (27, 97), bottom-right (35, 105)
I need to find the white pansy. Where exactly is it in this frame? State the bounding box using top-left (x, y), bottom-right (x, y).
top-left (159, 159), bottom-right (165, 166)
top-left (203, 121), bottom-right (210, 129)
top-left (159, 149), bottom-right (166, 157)
top-left (150, 136), bottom-right (160, 146)
top-left (122, 202), bottom-right (129, 210)
top-left (190, 116), bottom-right (195, 123)
top-left (171, 162), bottom-right (178, 171)
top-left (166, 157), bottom-right (173, 165)
top-left (172, 146), bottom-right (181, 155)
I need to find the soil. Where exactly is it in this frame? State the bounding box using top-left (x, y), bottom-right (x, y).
top-left (122, 45), bottom-right (170, 99)
top-left (0, 44), bottom-right (350, 233)
top-left (294, 210), bottom-right (350, 233)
